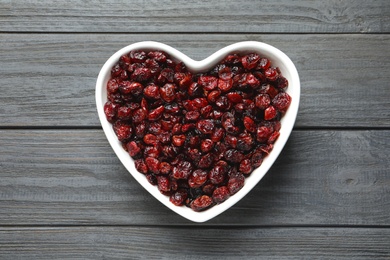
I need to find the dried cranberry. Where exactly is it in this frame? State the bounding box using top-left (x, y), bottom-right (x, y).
top-left (272, 92), bottom-right (292, 113)
top-left (170, 190), bottom-right (188, 206)
top-left (143, 84), bottom-right (161, 99)
top-left (224, 149), bottom-right (244, 164)
top-left (160, 83), bottom-right (176, 102)
top-left (134, 159), bottom-right (148, 174)
top-left (196, 119), bottom-right (215, 134)
top-left (264, 105), bottom-right (277, 120)
top-left (157, 175), bottom-right (170, 193)
top-left (104, 101), bottom-right (118, 123)
top-left (126, 141), bottom-right (142, 158)
top-left (209, 165), bottom-right (226, 184)
top-left (113, 121), bottom-right (132, 142)
top-left (239, 159), bottom-right (252, 175)
top-left (117, 106), bottom-right (132, 121)
top-left (255, 94), bottom-right (271, 110)
top-left (227, 172), bottom-right (245, 195)
top-left (200, 139), bottom-right (214, 153)
top-left (172, 135), bottom-right (186, 147)
top-left (172, 160), bottom-right (193, 179)
top-left (198, 153), bottom-right (215, 169)
top-left (190, 195), bottom-right (213, 212)
top-left (159, 161), bottom-right (172, 174)
top-left (145, 157), bottom-right (160, 174)
top-left (188, 169), bottom-right (208, 188)
top-left (241, 53), bottom-right (260, 70)
top-left (198, 76), bottom-right (218, 91)
top-left (212, 186), bottom-right (230, 203)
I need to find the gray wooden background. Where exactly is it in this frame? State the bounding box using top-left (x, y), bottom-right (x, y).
top-left (0, 1), bottom-right (389, 259)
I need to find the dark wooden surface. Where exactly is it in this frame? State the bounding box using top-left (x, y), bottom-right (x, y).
top-left (0, 1), bottom-right (389, 259)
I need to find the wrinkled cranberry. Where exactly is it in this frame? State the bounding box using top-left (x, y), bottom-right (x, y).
top-left (188, 169), bottom-right (208, 188)
top-left (113, 121), bottom-right (132, 142)
top-left (160, 83), bottom-right (176, 102)
top-left (196, 119), bottom-right (215, 134)
top-left (272, 92), bottom-right (292, 113)
top-left (104, 101), bottom-right (118, 123)
top-left (264, 105), bottom-right (277, 120)
top-left (212, 186), bottom-right (230, 203)
top-left (170, 190), bottom-right (188, 206)
top-left (172, 160), bottom-right (193, 179)
top-left (126, 141), bottom-right (142, 158)
top-left (145, 157), bottom-right (160, 174)
top-left (198, 76), bottom-right (218, 91)
top-left (190, 195), bottom-right (213, 211)
top-left (228, 172), bottom-right (245, 195)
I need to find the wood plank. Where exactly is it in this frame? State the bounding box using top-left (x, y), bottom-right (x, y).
top-left (0, 0), bottom-right (389, 33)
top-left (0, 129), bottom-right (388, 225)
top-left (0, 227), bottom-right (389, 259)
top-left (0, 34), bottom-right (389, 127)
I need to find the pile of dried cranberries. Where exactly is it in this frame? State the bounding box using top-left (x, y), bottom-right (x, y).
top-left (104, 49), bottom-right (291, 211)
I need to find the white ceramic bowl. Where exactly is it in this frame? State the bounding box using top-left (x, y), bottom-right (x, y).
top-left (96, 41), bottom-right (300, 222)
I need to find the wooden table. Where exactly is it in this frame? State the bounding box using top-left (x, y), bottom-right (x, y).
top-left (1, 1), bottom-right (389, 259)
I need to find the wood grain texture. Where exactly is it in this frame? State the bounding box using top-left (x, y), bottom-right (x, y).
top-left (0, 129), bottom-right (388, 226)
top-left (0, 227), bottom-right (389, 259)
top-left (0, 0), bottom-right (389, 33)
top-left (0, 34), bottom-right (389, 127)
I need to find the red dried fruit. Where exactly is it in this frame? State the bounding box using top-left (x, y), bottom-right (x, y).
top-left (157, 175), bottom-right (170, 193)
top-left (196, 119), bottom-right (215, 134)
top-left (218, 78), bottom-right (233, 92)
top-left (185, 111), bottom-right (200, 122)
top-left (272, 92), bottom-right (292, 113)
top-left (198, 153), bottom-right (215, 169)
top-left (143, 84), bottom-right (161, 99)
top-left (160, 83), bottom-right (176, 102)
top-left (107, 79), bottom-right (119, 93)
top-left (198, 76), bottom-right (218, 91)
top-left (104, 101), bottom-right (118, 123)
top-left (224, 149), bottom-right (244, 164)
top-left (227, 172), bottom-right (245, 195)
top-left (134, 159), bottom-right (148, 174)
top-left (148, 51), bottom-right (167, 63)
top-left (188, 169), bottom-right (208, 188)
top-left (265, 67), bottom-right (278, 81)
top-left (226, 92), bottom-right (243, 103)
top-left (129, 50), bottom-right (147, 63)
top-left (172, 160), bottom-right (193, 179)
top-left (243, 116), bottom-right (256, 133)
top-left (117, 106), bottom-right (132, 121)
top-left (190, 195), bottom-right (213, 212)
top-left (264, 105), bottom-right (277, 120)
top-left (256, 125), bottom-right (273, 143)
top-left (212, 186), bottom-right (230, 203)
top-left (148, 105), bottom-right (165, 121)
top-left (200, 139), bottom-right (214, 153)
top-left (143, 134), bottom-right (158, 145)
top-left (241, 53), bottom-right (260, 70)
top-left (145, 157), bottom-right (160, 174)
top-left (113, 121), bottom-right (132, 142)
top-left (209, 165), bottom-right (226, 184)
top-left (255, 94), bottom-right (271, 110)
top-left (159, 161), bottom-right (172, 175)
top-left (239, 159), bottom-right (252, 175)
top-left (126, 141), bottom-right (142, 158)
top-left (170, 190), bottom-right (188, 206)
top-left (172, 134), bottom-right (186, 147)
top-left (105, 50), bottom-right (292, 211)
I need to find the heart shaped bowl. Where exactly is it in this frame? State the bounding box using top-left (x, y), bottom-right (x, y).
top-left (96, 41), bottom-right (300, 222)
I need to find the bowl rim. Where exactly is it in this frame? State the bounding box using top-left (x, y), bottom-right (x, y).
top-left (96, 41), bottom-right (300, 223)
